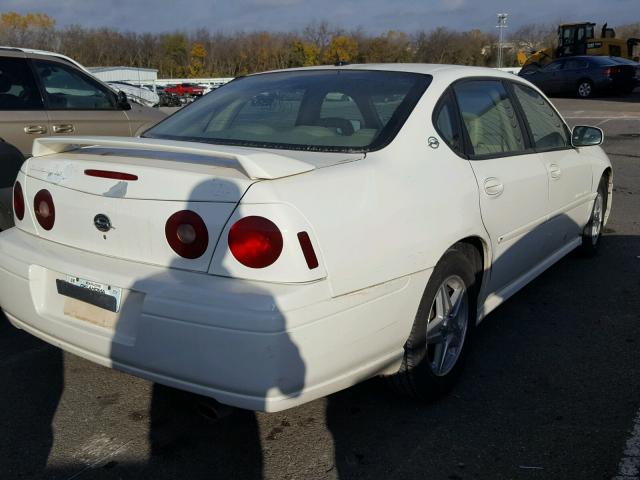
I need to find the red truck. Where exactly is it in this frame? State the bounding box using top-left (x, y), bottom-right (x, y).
top-left (163, 83), bottom-right (205, 97)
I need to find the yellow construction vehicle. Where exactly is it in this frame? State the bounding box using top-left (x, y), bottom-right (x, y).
top-left (518, 22), bottom-right (640, 71)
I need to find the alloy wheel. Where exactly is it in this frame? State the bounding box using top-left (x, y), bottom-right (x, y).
top-left (578, 82), bottom-right (592, 98)
top-left (591, 192), bottom-right (604, 245)
top-left (426, 275), bottom-right (469, 377)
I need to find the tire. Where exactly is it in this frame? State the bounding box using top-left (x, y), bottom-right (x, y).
top-left (576, 79), bottom-right (594, 98)
top-left (579, 176), bottom-right (607, 256)
top-left (388, 245), bottom-right (479, 402)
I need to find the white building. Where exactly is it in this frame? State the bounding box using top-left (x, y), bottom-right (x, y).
top-left (87, 66), bottom-right (158, 84)
top-left (86, 66), bottom-right (234, 92)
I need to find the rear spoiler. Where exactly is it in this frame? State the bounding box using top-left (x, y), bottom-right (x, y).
top-left (31, 136), bottom-right (316, 180)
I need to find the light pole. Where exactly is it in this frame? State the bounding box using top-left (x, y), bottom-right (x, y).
top-left (496, 13), bottom-right (508, 68)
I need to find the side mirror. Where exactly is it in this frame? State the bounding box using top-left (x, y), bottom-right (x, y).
top-left (116, 91), bottom-right (131, 111)
top-left (571, 125), bottom-right (603, 147)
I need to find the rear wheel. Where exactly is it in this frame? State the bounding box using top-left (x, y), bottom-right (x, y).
top-left (576, 79), bottom-right (594, 98)
top-left (389, 246), bottom-right (478, 401)
top-left (579, 176), bottom-right (607, 256)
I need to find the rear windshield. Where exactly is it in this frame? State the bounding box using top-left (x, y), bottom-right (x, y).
top-left (608, 56), bottom-right (640, 65)
top-left (144, 70), bottom-right (431, 153)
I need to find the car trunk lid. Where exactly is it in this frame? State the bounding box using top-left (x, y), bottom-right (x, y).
top-left (22, 136), bottom-right (328, 272)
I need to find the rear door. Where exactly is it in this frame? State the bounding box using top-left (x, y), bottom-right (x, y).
top-left (511, 82), bottom-right (593, 250)
top-left (30, 56), bottom-right (131, 137)
top-left (453, 79), bottom-right (550, 294)
top-left (0, 52), bottom-right (49, 156)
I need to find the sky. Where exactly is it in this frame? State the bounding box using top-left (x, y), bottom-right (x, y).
top-left (2, 0), bottom-right (638, 34)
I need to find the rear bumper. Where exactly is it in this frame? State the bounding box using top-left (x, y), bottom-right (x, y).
top-left (0, 228), bottom-right (428, 411)
top-left (596, 76), bottom-right (637, 92)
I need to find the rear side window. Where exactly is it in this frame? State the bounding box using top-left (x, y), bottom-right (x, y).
top-left (433, 91), bottom-right (463, 155)
top-left (454, 80), bottom-right (526, 157)
top-left (512, 83), bottom-right (570, 150)
top-left (33, 60), bottom-right (116, 110)
top-left (0, 57), bottom-right (43, 110)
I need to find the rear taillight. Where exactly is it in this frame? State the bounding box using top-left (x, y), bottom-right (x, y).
top-left (165, 210), bottom-right (209, 259)
top-left (603, 66), bottom-right (622, 76)
top-left (33, 189), bottom-right (55, 230)
top-left (13, 181), bottom-right (24, 221)
top-left (228, 216), bottom-right (283, 268)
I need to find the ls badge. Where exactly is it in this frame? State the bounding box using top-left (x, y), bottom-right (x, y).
top-left (428, 136), bottom-right (440, 149)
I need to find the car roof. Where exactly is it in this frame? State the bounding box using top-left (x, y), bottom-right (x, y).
top-left (253, 63), bottom-right (520, 82)
top-left (0, 46), bottom-right (90, 72)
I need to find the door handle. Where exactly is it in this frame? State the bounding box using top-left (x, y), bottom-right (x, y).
top-left (549, 164), bottom-right (562, 179)
top-left (484, 177), bottom-right (504, 197)
top-left (52, 124), bottom-right (75, 134)
top-left (24, 125), bottom-right (47, 134)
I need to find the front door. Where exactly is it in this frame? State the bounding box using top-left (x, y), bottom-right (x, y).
top-left (559, 58), bottom-right (590, 94)
top-left (537, 60), bottom-right (566, 95)
top-left (511, 82), bottom-right (593, 251)
top-left (453, 79), bottom-right (550, 294)
top-left (30, 57), bottom-right (131, 138)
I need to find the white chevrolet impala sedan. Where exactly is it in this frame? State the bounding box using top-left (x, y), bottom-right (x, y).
top-left (0, 65), bottom-right (612, 411)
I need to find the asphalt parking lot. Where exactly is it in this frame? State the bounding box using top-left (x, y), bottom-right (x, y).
top-left (1, 93), bottom-right (639, 480)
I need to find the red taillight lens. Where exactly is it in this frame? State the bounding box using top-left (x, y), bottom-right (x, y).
top-left (297, 231), bottom-right (319, 270)
top-left (165, 210), bottom-right (209, 259)
top-left (13, 181), bottom-right (24, 221)
top-left (33, 189), bottom-right (55, 230)
top-left (228, 216), bottom-right (283, 268)
top-left (603, 66), bottom-right (622, 76)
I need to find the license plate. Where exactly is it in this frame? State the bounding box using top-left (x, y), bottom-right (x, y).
top-left (60, 276), bottom-right (122, 312)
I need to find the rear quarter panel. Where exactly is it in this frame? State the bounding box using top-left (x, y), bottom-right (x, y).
top-left (241, 77), bottom-right (488, 298)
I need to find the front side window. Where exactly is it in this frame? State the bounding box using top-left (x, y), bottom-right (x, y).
top-left (33, 60), bottom-right (116, 110)
top-left (0, 57), bottom-right (43, 110)
top-left (512, 83), bottom-right (570, 150)
top-left (454, 80), bottom-right (526, 157)
top-left (144, 70), bottom-right (431, 153)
